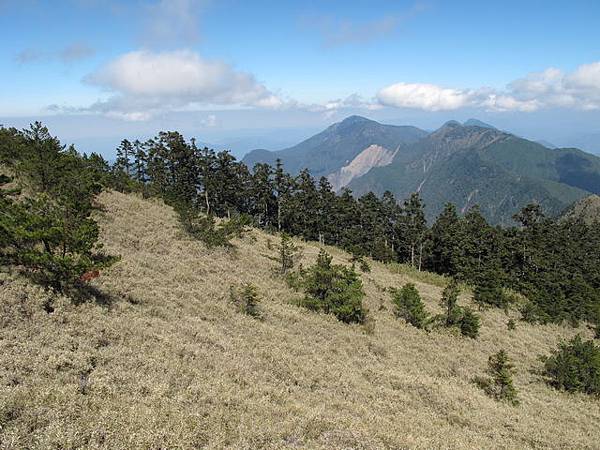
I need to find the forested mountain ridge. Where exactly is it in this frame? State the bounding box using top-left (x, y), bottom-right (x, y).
top-left (244, 116), bottom-right (600, 225)
top-left (349, 121), bottom-right (600, 224)
top-left (242, 115), bottom-right (428, 179)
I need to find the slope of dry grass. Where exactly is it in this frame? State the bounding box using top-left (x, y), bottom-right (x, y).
top-left (1, 190), bottom-right (598, 449)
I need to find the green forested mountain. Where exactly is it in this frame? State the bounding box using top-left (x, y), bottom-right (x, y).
top-left (244, 117), bottom-right (600, 224)
top-left (242, 115), bottom-right (428, 179)
top-left (349, 121), bottom-right (600, 224)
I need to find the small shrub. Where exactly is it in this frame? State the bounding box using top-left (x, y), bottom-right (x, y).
top-left (300, 249), bottom-right (366, 324)
top-left (542, 335), bottom-right (600, 395)
top-left (350, 254), bottom-right (371, 273)
top-left (180, 209), bottom-right (249, 249)
top-left (278, 233), bottom-right (299, 274)
top-left (477, 350), bottom-right (519, 405)
top-left (459, 307), bottom-right (480, 339)
top-left (507, 318), bottom-right (516, 330)
top-left (230, 283), bottom-right (261, 318)
top-left (440, 278), bottom-right (461, 327)
top-left (392, 283), bottom-right (430, 330)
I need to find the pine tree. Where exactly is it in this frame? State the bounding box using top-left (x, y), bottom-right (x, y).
top-left (440, 278), bottom-right (462, 327)
top-left (301, 249), bottom-right (366, 324)
top-left (115, 139), bottom-right (133, 176)
top-left (392, 283), bottom-right (430, 330)
top-left (482, 350), bottom-right (519, 405)
top-left (399, 192), bottom-right (427, 270)
top-left (459, 307), bottom-right (480, 338)
top-left (430, 203), bottom-right (461, 274)
top-left (278, 233), bottom-right (298, 274)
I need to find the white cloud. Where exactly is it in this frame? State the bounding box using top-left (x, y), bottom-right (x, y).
top-left (84, 50), bottom-right (286, 119)
top-left (377, 83), bottom-right (470, 111)
top-left (378, 61), bottom-right (600, 112)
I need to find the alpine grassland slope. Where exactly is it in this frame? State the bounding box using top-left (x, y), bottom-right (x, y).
top-left (1, 191), bottom-right (599, 449)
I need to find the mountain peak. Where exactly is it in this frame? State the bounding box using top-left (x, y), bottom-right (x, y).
top-left (339, 115), bottom-right (373, 126)
top-left (442, 120), bottom-right (462, 129)
top-left (464, 118), bottom-right (497, 129)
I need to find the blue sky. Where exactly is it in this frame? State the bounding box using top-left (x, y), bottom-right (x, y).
top-left (1, 0), bottom-right (600, 157)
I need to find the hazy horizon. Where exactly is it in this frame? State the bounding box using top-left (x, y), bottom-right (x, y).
top-left (2, 0), bottom-right (600, 157)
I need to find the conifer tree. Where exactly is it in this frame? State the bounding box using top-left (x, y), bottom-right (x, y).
top-left (392, 283), bottom-right (430, 329)
top-left (278, 233), bottom-right (299, 274)
top-left (481, 350), bottom-right (519, 405)
top-left (399, 192), bottom-right (427, 270)
top-left (301, 249), bottom-right (366, 324)
top-left (440, 278), bottom-right (462, 327)
top-left (430, 203), bottom-right (461, 274)
top-left (115, 139), bottom-right (133, 176)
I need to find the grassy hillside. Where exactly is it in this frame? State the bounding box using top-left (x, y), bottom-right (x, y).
top-left (1, 191), bottom-right (599, 449)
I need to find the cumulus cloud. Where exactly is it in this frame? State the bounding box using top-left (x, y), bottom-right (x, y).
top-left (83, 50), bottom-right (286, 120)
top-left (377, 62), bottom-right (600, 112)
top-left (377, 83), bottom-right (470, 111)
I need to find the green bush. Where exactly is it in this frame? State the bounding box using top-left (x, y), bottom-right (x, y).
top-left (179, 209), bottom-right (249, 249)
top-left (542, 335), bottom-right (600, 395)
top-left (459, 307), bottom-right (480, 339)
top-left (392, 283), bottom-right (430, 330)
top-left (300, 249), bottom-right (366, 324)
top-left (230, 283), bottom-right (261, 318)
top-left (477, 350), bottom-right (519, 405)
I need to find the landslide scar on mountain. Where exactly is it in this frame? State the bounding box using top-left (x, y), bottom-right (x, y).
top-left (327, 145), bottom-right (398, 191)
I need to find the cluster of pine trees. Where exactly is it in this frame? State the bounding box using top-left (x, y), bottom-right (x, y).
top-left (0, 123), bottom-right (117, 295)
top-left (105, 132), bottom-right (600, 327)
top-left (2, 124), bottom-right (599, 328)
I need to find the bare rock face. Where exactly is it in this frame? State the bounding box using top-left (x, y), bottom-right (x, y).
top-left (327, 144), bottom-right (397, 191)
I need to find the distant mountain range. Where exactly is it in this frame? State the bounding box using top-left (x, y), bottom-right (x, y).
top-left (243, 116), bottom-right (600, 225)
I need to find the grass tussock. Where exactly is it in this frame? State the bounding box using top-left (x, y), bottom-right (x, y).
top-left (1, 190), bottom-right (599, 449)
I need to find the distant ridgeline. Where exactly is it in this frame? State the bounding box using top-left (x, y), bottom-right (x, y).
top-left (1, 122), bottom-right (600, 327)
top-left (244, 116), bottom-right (600, 225)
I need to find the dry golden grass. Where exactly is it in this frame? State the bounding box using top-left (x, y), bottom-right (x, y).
top-left (1, 190), bottom-right (599, 449)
